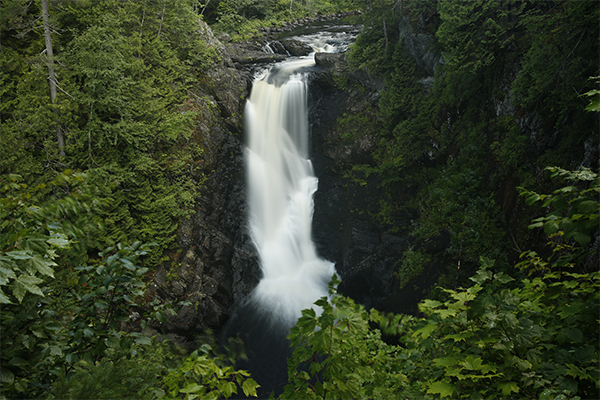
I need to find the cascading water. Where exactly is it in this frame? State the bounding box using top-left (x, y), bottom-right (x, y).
top-left (245, 57), bottom-right (335, 328)
top-left (244, 27), bottom-right (356, 329)
top-left (224, 26), bottom-right (359, 397)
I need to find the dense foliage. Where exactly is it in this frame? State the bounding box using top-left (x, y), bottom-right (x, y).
top-left (341, 0), bottom-right (599, 289)
top-left (282, 2), bottom-right (598, 397)
top-left (200, 0), bottom-right (363, 39)
top-left (1, 0), bottom-right (213, 266)
top-left (283, 168), bottom-right (599, 399)
top-left (0, 174), bottom-right (258, 399)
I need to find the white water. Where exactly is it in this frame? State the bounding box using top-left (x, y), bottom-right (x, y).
top-left (245, 52), bottom-right (335, 327)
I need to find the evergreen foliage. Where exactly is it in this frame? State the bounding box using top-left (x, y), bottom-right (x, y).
top-left (342, 0), bottom-right (599, 287)
top-left (205, 0), bottom-right (362, 39)
top-left (0, 174), bottom-right (255, 399)
top-left (2, 0), bottom-right (598, 397)
top-left (1, 0), bottom-right (212, 266)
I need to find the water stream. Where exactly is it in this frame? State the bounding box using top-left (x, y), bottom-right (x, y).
top-left (226, 26), bottom-right (358, 397)
top-left (245, 26), bottom-right (356, 328)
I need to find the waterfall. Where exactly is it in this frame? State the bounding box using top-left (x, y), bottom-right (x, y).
top-left (223, 27), bottom-right (359, 397)
top-left (245, 56), bottom-right (335, 328)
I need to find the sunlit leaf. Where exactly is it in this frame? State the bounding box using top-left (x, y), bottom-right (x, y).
top-left (427, 381), bottom-right (456, 398)
top-left (497, 381), bottom-right (520, 396)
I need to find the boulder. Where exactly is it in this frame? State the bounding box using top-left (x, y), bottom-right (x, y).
top-left (280, 39), bottom-right (313, 56)
top-left (314, 52), bottom-right (346, 67)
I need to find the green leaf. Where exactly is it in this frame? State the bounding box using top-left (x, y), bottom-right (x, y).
top-left (570, 232), bottom-right (591, 247)
top-left (180, 382), bottom-right (203, 393)
top-left (46, 237), bottom-right (71, 248)
top-left (497, 381), bottom-right (520, 396)
top-left (7, 250), bottom-right (33, 260)
top-left (0, 288), bottom-right (12, 304)
top-left (435, 309), bottom-right (457, 319)
top-left (543, 221), bottom-right (559, 235)
top-left (470, 269), bottom-right (492, 284)
top-left (135, 336), bottom-right (152, 346)
top-left (427, 381), bottom-right (456, 398)
top-left (0, 265), bottom-right (17, 284)
top-left (8, 357), bottom-right (28, 367)
top-left (525, 193), bottom-right (541, 205)
top-left (577, 200), bottom-right (598, 214)
top-left (413, 323), bottom-right (436, 340)
top-left (12, 282), bottom-right (26, 303)
top-left (421, 299), bottom-right (443, 309)
top-left (17, 274), bottom-right (44, 286)
top-left (494, 272), bottom-right (515, 284)
top-left (460, 355), bottom-right (483, 371)
top-left (27, 255), bottom-right (55, 278)
top-left (433, 357), bottom-right (458, 367)
top-left (565, 364), bottom-right (592, 380)
top-left (49, 346), bottom-right (63, 356)
top-left (219, 381), bottom-right (236, 398)
top-left (480, 256), bottom-right (495, 270)
top-left (155, 311), bottom-right (167, 323)
top-left (0, 367), bottom-right (14, 384)
top-left (13, 275), bottom-right (44, 301)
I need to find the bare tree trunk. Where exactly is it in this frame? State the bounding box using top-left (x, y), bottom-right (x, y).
top-left (289, 0), bottom-right (294, 19)
top-left (383, 16), bottom-right (388, 50)
top-left (157, 1), bottom-right (166, 38)
top-left (200, 0), bottom-right (210, 16)
top-left (41, 0), bottom-right (65, 157)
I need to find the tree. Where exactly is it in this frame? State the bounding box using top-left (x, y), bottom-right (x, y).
top-left (436, 0), bottom-right (523, 72)
top-left (0, 172), bottom-right (258, 399)
top-left (40, 0), bottom-right (65, 157)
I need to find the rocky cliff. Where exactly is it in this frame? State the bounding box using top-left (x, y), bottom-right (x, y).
top-left (144, 19), bottom-right (436, 344)
top-left (308, 18), bottom-right (445, 314)
top-left (144, 24), bottom-right (277, 344)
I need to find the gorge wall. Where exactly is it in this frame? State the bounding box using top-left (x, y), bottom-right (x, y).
top-left (145, 9), bottom-right (598, 344)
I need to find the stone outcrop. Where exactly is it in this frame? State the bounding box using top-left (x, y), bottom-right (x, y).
top-left (145, 22), bottom-right (263, 344)
top-left (308, 30), bottom-right (445, 315)
top-left (144, 16), bottom-right (435, 343)
top-left (308, 53), bottom-right (416, 312)
top-left (228, 41), bottom-right (286, 67)
top-left (397, 15), bottom-right (441, 77)
top-left (278, 39), bottom-right (313, 56)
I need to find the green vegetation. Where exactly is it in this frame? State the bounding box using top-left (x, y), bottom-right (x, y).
top-left (1, 0), bottom-right (598, 398)
top-left (203, 0), bottom-right (363, 39)
top-left (0, 174), bottom-right (258, 399)
top-left (339, 0), bottom-right (599, 286)
top-left (284, 170), bottom-right (599, 399)
top-left (1, 0), bottom-right (214, 266)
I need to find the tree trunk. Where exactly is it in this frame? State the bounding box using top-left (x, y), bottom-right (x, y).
top-left (157, 1), bottom-right (166, 38)
top-left (383, 16), bottom-right (388, 50)
top-left (289, 0), bottom-right (294, 19)
top-left (41, 0), bottom-right (65, 157)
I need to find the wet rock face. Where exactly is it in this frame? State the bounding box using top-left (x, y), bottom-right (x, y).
top-left (279, 39), bottom-right (313, 56)
top-left (308, 56), bottom-right (414, 311)
top-left (314, 52), bottom-right (345, 67)
top-left (148, 30), bottom-right (262, 339)
top-left (151, 116), bottom-right (261, 336)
